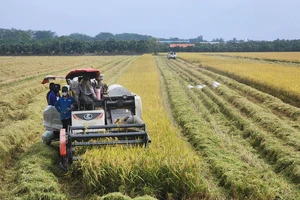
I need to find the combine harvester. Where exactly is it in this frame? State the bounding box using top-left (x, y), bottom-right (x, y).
top-left (167, 51), bottom-right (177, 59)
top-left (42, 69), bottom-right (151, 169)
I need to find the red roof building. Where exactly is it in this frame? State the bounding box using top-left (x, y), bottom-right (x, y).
top-left (170, 44), bottom-right (195, 48)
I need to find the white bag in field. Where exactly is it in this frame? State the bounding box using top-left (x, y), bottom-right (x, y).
top-left (212, 81), bottom-right (221, 89)
top-left (196, 85), bottom-right (207, 89)
top-left (187, 85), bottom-right (194, 89)
top-left (43, 105), bottom-right (62, 131)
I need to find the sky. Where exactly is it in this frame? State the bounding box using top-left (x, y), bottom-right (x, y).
top-left (0, 0), bottom-right (299, 41)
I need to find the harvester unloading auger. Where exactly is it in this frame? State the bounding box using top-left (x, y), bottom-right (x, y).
top-left (42, 69), bottom-right (151, 169)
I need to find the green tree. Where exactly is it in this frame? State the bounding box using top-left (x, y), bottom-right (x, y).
top-left (149, 38), bottom-right (161, 54)
top-left (105, 39), bottom-right (119, 53)
top-left (33, 30), bottom-right (56, 41)
top-left (69, 33), bottom-right (94, 41)
top-left (95, 32), bottom-right (114, 41)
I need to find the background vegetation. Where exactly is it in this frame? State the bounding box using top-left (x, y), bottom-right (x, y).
top-left (1, 28), bottom-right (300, 55)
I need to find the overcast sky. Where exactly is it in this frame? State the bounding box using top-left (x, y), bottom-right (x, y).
top-left (1, 0), bottom-right (299, 41)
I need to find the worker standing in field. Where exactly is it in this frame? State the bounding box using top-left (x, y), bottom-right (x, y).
top-left (48, 83), bottom-right (58, 106)
top-left (54, 86), bottom-right (76, 130)
top-left (46, 82), bottom-right (55, 103)
top-left (48, 84), bottom-right (61, 106)
top-left (54, 84), bottom-right (61, 99)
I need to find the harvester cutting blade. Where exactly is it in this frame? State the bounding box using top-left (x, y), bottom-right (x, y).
top-left (65, 123), bottom-right (150, 162)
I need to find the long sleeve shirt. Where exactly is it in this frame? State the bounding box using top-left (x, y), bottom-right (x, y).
top-left (48, 91), bottom-right (57, 106)
top-left (75, 82), bottom-right (97, 102)
top-left (54, 96), bottom-right (76, 120)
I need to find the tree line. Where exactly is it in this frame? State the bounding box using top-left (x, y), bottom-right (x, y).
top-left (1, 28), bottom-right (300, 55)
top-left (169, 40), bottom-right (300, 52)
top-left (0, 28), bottom-right (153, 42)
top-left (0, 28), bottom-right (159, 55)
top-left (0, 37), bottom-right (159, 55)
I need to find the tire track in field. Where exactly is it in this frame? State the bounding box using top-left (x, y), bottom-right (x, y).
top-left (155, 56), bottom-right (300, 199)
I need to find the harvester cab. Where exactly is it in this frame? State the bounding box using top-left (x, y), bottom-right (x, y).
top-left (42, 69), bottom-right (151, 169)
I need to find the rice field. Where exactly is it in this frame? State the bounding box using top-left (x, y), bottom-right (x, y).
top-left (178, 52), bottom-right (300, 107)
top-left (0, 53), bottom-right (300, 199)
top-left (207, 52), bottom-right (300, 62)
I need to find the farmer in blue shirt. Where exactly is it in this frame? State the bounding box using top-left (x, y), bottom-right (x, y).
top-left (46, 82), bottom-right (55, 103)
top-left (48, 89), bottom-right (57, 106)
top-left (48, 84), bottom-right (61, 106)
top-left (55, 86), bottom-right (76, 130)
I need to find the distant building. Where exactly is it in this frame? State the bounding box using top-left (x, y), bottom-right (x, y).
top-left (159, 40), bottom-right (190, 43)
top-left (169, 44), bottom-right (195, 48)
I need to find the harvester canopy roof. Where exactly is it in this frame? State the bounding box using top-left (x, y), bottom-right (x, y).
top-left (41, 75), bottom-right (65, 84)
top-left (65, 69), bottom-right (100, 80)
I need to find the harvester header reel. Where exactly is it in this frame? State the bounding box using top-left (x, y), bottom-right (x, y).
top-left (60, 122), bottom-right (150, 169)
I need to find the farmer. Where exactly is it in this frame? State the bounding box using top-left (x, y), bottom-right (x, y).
top-left (54, 86), bottom-right (76, 130)
top-left (97, 74), bottom-right (108, 98)
top-left (48, 83), bottom-right (58, 106)
top-left (48, 84), bottom-right (61, 106)
top-left (54, 84), bottom-right (61, 98)
top-left (76, 75), bottom-right (97, 110)
top-left (46, 82), bottom-right (55, 103)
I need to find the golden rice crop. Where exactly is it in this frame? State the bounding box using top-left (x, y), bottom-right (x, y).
top-left (179, 53), bottom-right (300, 104)
top-left (0, 56), bottom-right (137, 199)
top-left (0, 56), bottom-right (128, 163)
top-left (156, 55), bottom-right (300, 199)
top-left (209, 52), bottom-right (300, 62)
top-left (2, 54), bottom-right (299, 199)
top-left (0, 56), bottom-right (126, 86)
top-left (77, 54), bottom-right (223, 199)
